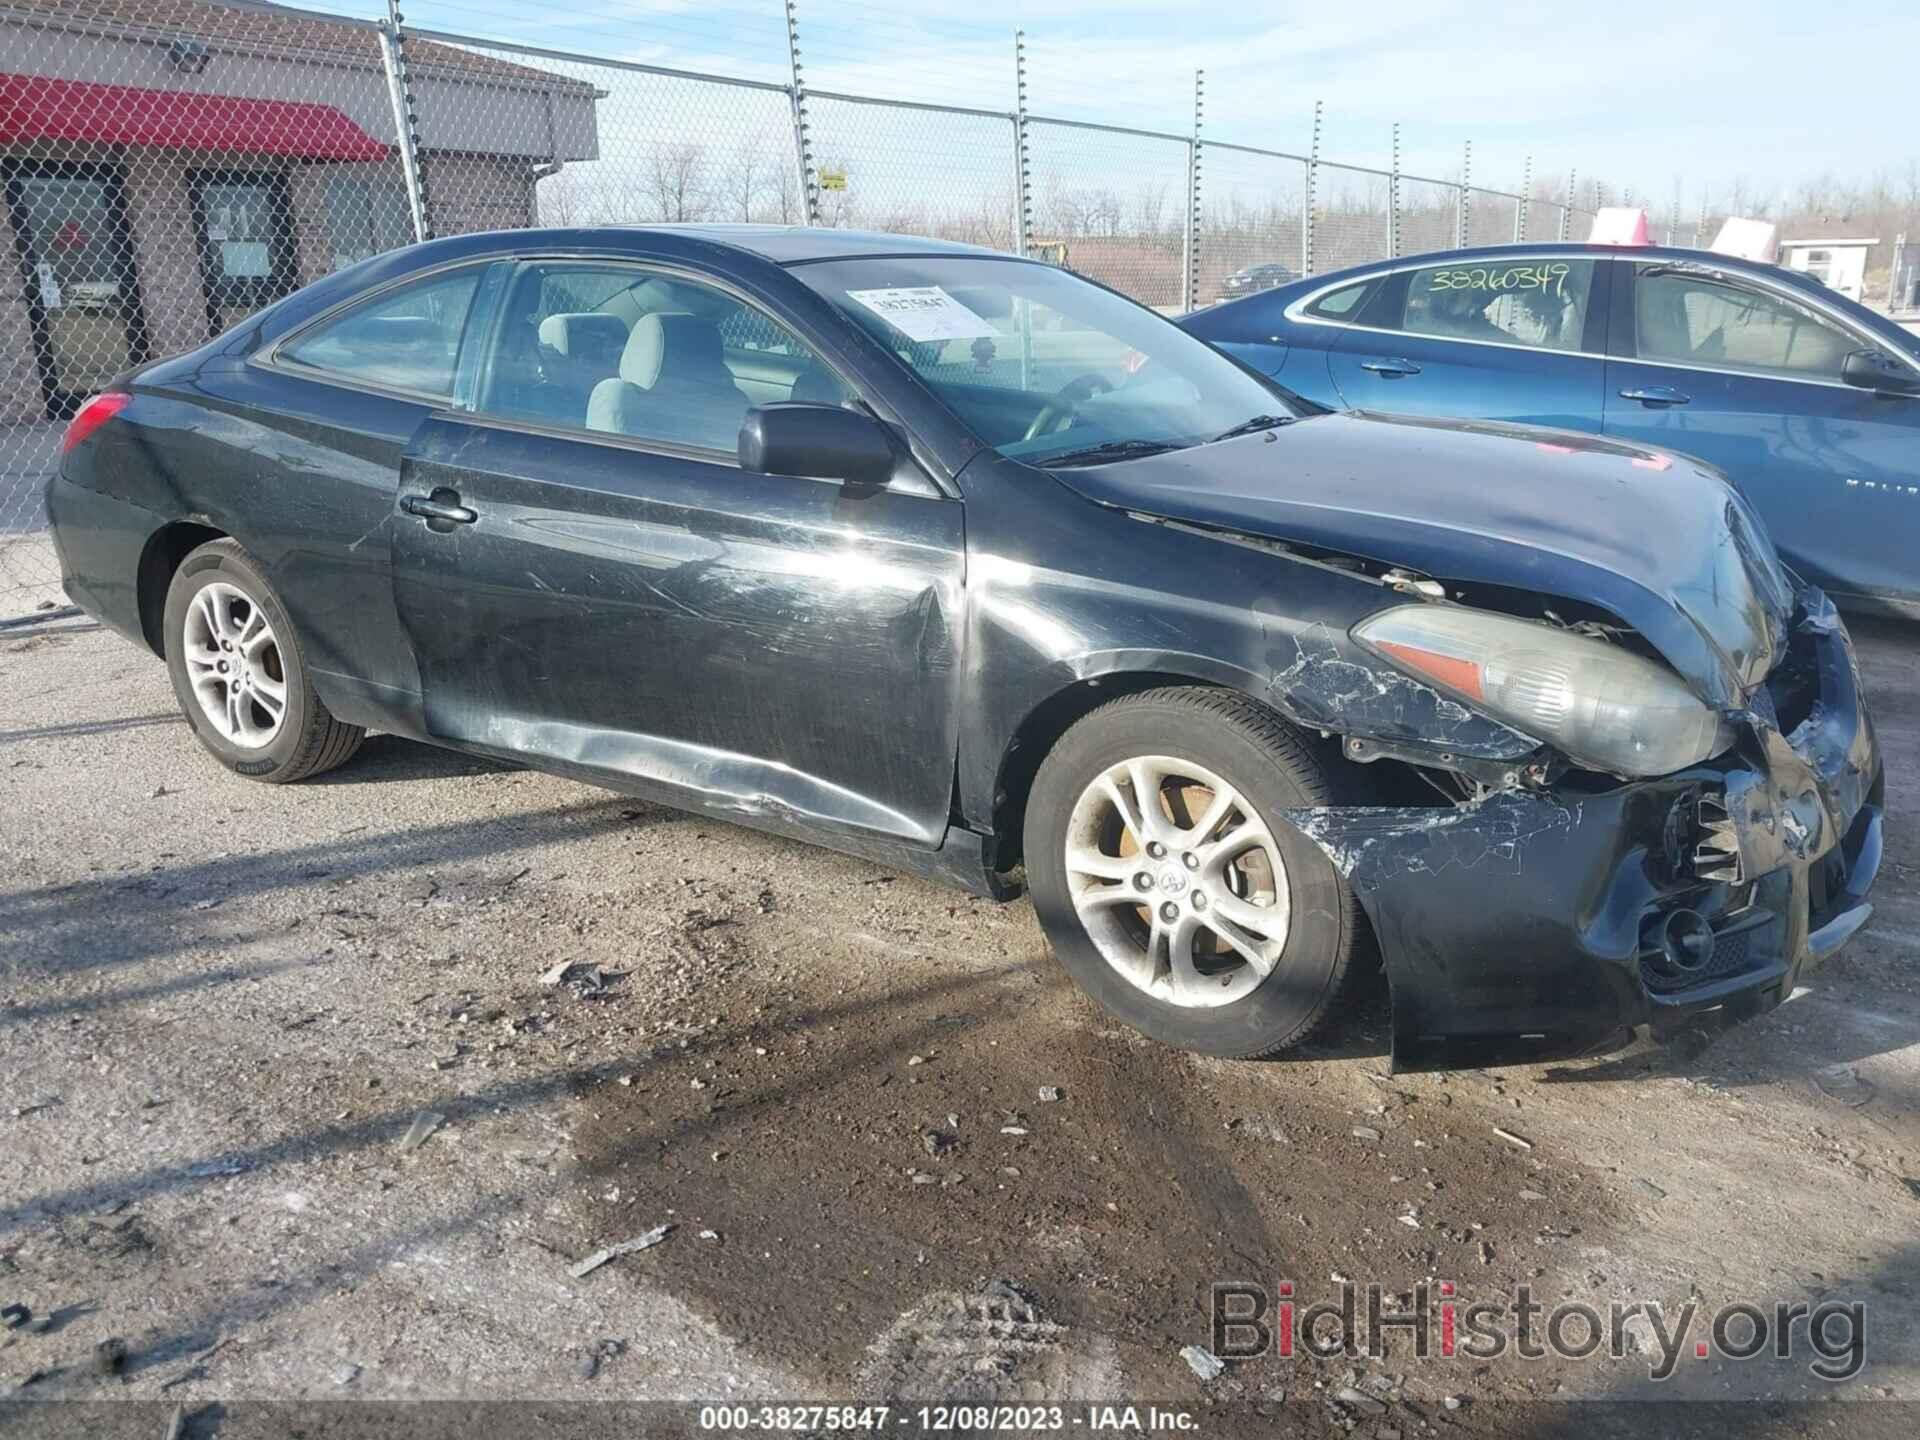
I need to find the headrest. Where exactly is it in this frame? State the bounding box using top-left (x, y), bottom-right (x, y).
top-left (537, 312), bottom-right (628, 362)
top-left (358, 315), bottom-right (440, 350)
top-left (619, 311), bottom-right (727, 389)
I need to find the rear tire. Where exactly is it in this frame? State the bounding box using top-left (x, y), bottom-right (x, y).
top-left (162, 539), bottom-right (365, 783)
top-left (1024, 687), bottom-right (1360, 1058)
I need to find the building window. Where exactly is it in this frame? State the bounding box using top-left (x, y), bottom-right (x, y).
top-left (325, 174), bottom-right (414, 269)
top-left (187, 169), bottom-right (297, 333)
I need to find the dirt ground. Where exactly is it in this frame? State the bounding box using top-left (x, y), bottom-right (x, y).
top-left (3, 608), bottom-right (1919, 1436)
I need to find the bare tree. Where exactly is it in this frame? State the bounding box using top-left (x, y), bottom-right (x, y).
top-left (718, 136), bottom-right (769, 223)
top-left (535, 165), bottom-right (587, 227)
top-left (762, 157), bottom-right (800, 225)
top-left (646, 141), bottom-right (710, 223)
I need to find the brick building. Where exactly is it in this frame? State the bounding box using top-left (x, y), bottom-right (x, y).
top-left (0, 0), bottom-right (599, 421)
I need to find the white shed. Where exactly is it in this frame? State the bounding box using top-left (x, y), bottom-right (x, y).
top-left (1778, 238), bottom-right (1879, 303)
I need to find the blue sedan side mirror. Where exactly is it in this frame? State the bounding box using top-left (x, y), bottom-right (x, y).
top-left (1841, 347), bottom-right (1920, 395)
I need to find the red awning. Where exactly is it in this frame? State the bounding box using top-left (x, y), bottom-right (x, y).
top-left (0, 73), bottom-right (391, 162)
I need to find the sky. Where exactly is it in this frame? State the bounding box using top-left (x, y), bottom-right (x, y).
top-left (307, 0), bottom-right (1917, 206)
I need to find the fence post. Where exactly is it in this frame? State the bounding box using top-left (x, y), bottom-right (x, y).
top-left (1894, 233), bottom-right (1908, 310)
top-left (380, 3), bottom-right (431, 243)
top-left (1515, 154), bottom-right (1531, 242)
top-left (1387, 123), bottom-right (1401, 258)
top-left (1559, 169), bottom-right (1575, 241)
top-left (1302, 99), bottom-right (1321, 276)
top-left (1183, 69), bottom-right (1203, 312)
top-left (1455, 140), bottom-right (1471, 248)
top-left (784, 0), bottom-right (819, 226)
top-left (1012, 30), bottom-right (1032, 258)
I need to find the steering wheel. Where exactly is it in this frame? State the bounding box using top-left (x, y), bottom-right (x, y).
top-left (1023, 372), bottom-right (1116, 441)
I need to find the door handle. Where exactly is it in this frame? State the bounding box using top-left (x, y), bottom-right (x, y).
top-left (402, 488), bottom-right (477, 530)
top-left (1619, 386), bottom-right (1690, 406)
top-left (1360, 357), bottom-right (1422, 377)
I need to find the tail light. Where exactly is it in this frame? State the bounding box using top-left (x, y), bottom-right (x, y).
top-left (62, 392), bottom-right (131, 454)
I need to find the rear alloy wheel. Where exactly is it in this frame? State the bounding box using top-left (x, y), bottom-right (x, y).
top-left (181, 579), bottom-right (290, 749)
top-left (1025, 688), bottom-right (1361, 1058)
top-left (163, 539), bottom-right (365, 783)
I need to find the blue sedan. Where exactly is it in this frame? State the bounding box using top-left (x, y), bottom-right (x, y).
top-left (1182, 243), bottom-right (1920, 613)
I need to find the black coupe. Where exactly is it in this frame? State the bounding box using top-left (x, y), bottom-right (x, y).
top-left (48, 225), bottom-right (1883, 1069)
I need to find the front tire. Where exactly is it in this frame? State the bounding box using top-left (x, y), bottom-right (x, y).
top-left (1024, 687), bottom-right (1360, 1059)
top-left (162, 539), bottom-right (365, 783)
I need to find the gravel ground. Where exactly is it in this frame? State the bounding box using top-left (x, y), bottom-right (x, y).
top-left (2, 609), bottom-right (1919, 1435)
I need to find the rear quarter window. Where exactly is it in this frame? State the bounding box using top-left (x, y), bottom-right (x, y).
top-left (1303, 278), bottom-right (1378, 319)
top-left (278, 267), bottom-right (481, 398)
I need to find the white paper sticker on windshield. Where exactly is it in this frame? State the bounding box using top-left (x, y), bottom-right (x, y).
top-left (847, 286), bottom-right (997, 342)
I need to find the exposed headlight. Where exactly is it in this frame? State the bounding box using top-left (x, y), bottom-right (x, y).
top-left (1352, 605), bottom-right (1733, 777)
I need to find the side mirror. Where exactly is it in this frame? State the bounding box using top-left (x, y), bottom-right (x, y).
top-left (1841, 347), bottom-right (1920, 395)
top-left (739, 402), bottom-right (896, 487)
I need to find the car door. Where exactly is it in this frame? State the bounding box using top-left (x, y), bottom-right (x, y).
top-left (389, 259), bottom-right (968, 850)
top-left (1325, 255), bottom-right (1610, 431)
top-left (221, 259), bottom-right (498, 719)
top-left (1602, 260), bottom-right (1920, 606)
top-left (1183, 273), bottom-right (1386, 405)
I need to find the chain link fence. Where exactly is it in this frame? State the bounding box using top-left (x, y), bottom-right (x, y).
top-left (0, 0), bottom-right (1603, 614)
top-left (1025, 117), bottom-right (1190, 310)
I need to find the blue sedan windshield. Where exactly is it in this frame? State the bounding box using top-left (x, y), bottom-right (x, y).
top-left (793, 256), bottom-right (1297, 464)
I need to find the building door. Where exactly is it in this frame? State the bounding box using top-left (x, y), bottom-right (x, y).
top-left (187, 169), bottom-right (298, 338)
top-left (3, 159), bottom-right (152, 419)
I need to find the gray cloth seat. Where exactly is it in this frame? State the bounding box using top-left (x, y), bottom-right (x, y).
top-left (533, 312), bottom-right (629, 425)
top-left (488, 312), bottom-right (629, 427)
top-left (586, 311), bottom-right (754, 449)
top-left (539, 312), bottom-right (629, 375)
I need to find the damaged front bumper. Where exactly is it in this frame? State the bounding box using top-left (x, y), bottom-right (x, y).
top-left (1287, 591), bottom-right (1884, 1073)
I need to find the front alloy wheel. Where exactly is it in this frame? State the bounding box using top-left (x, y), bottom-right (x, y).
top-left (1024, 688), bottom-right (1362, 1058)
top-left (1063, 755), bottom-right (1290, 1008)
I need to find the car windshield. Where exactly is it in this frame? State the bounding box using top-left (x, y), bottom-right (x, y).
top-left (792, 255), bottom-right (1299, 465)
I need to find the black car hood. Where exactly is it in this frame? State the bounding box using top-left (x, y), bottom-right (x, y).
top-left (1055, 410), bottom-right (1794, 709)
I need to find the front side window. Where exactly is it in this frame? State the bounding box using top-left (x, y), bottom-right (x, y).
top-left (1402, 259), bottom-right (1595, 352)
top-left (279, 267), bottom-right (480, 398)
top-left (1634, 267), bottom-right (1857, 380)
top-left (471, 263), bottom-right (844, 450)
top-left (793, 256), bottom-right (1294, 464)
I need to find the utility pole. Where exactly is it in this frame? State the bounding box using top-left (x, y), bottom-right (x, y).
top-left (1012, 30), bottom-right (1032, 258)
top-left (379, 1), bottom-right (431, 242)
top-left (1302, 100), bottom-right (1321, 275)
top-left (1387, 122), bottom-right (1400, 258)
top-left (1183, 69), bottom-right (1203, 312)
top-left (784, 0), bottom-right (819, 225)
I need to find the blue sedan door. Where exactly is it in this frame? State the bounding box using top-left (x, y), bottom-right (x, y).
top-left (1183, 273), bottom-right (1390, 407)
top-left (1602, 259), bottom-right (1920, 607)
top-left (1325, 255), bottom-right (1611, 431)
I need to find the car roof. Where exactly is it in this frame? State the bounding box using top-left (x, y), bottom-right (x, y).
top-left (608, 223), bottom-right (1009, 264)
top-left (1286, 241), bottom-right (1827, 294)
